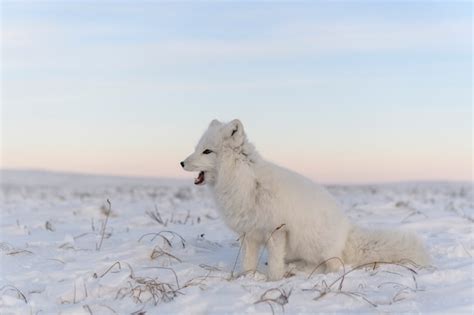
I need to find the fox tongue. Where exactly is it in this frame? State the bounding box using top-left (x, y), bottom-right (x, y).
top-left (194, 171), bottom-right (205, 185)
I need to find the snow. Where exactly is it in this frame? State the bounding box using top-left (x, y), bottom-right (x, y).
top-left (1, 170), bottom-right (472, 314)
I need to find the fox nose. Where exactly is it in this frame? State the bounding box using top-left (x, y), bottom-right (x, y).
top-left (180, 161), bottom-right (185, 168)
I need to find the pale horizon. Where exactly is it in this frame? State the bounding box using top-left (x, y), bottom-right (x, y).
top-left (2, 2), bottom-right (472, 184)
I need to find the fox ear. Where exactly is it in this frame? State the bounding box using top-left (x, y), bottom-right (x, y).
top-left (229, 119), bottom-right (243, 137)
top-left (209, 119), bottom-right (221, 128)
top-left (225, 119), bottom-right (245, 146)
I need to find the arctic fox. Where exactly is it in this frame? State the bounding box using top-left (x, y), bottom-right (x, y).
top-left (181, 119), bottom-right (429, 280)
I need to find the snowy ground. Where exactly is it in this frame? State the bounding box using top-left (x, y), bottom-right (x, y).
top-left (1, 170), bottom-right (472, 314)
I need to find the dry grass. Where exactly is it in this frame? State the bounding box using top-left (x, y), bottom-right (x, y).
top-left (96, 199), bottom-right (112, 251)
top-left (0, 284), bottom-right (28, 304)
top-left (254, 287), bottom-right (292, 315)
top-left (83, 304), bottom-right (93, 315)
top-left (115, 275), bottom-right (182, 306)
top-left (94, 261), bottom-right (123, 279)
top-left (1, 241), bottom-right (34, 256)
top-left (229, 234), bottom-right (245, 279)
top-left (146, 206), bottom-right (196, 226)
top-left (138, 231), bottom-right (186, 249)
top-left (5, 248), bottom-right (34, 256)
top-left (94, 261), bottom-right (182, 307)
top-left (304, 259), bottom-right (423, 308)
top-left (150, 245), bottom-right (182, 263)
top-left (307, 256), bottom-right (346, 280)
top-left (146, 205), bottom-right (168, 226)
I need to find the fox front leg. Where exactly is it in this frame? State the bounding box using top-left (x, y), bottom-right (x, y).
top-left (266, 228), bottom-right (287, 281)
top-left (242, 235), bottom-right (261, 273)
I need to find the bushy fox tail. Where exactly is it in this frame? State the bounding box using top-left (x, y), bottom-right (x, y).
top-left (342, 225), bottom-right (430, 266)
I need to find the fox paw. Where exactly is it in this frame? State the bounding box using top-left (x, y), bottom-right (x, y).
top-left (267, 268), bottom-right (285, 281)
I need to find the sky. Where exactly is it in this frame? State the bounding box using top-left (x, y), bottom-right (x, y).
top-left (1, 1), bottom-right (472, 184)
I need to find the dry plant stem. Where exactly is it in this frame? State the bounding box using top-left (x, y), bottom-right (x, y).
top-left (307, 256), bottom-right (346, 280)
top-left (143, 266), bottom-right (181, 289)
top-left (83, 279), bottom-right (88, 298)
top-left (131, 308), bottom-right (146, 315)
top-left (199, 264), bottom-right (221, 272)
top-left (6, 249), bottom-right (33, 255)
top-left (260, 301), bottom-right (275, 315)
top-left (306, 260), bottom-right (421, 308)
top-left (83, 304), bottom-right (93, 315)
top-left (74, 232), bottom-right (96, 240)
top-left (377, 281), bottom-right (416, 291)
top-left (0, 285), bottom-right (28, 304)
top-left (182, 270), bottom-right (213, 289)
top-left (254, 287), bottom-right (292, 313)
top-left (98, 304), bottom-right (118, 314)
top-left (327, 261), bottom-right (418, 292)
top-left (184, 263), bottom-right (229, 288)
top-left (310, 281), bottom-right (377, 308)
top-left (73, 281), bottom-right (77, 304)
top-left (146, 205), bottom-right (167, 226)
top-left (101, 261), bottom-right (182, 306)
top-left (230, 234), bottom-right (245, 278)
top-left (138, 231), bottom-right (186, 248)
top-left (47, 258), bottom-right (66, 265)
top-left (96, 199), bottom-right (111, 251)
top-left (150, 246), bottom-right (182, 262)
top-left (336, 291), bottom-right (377, 308)
top-left (99, 261), bottom-right (122, 278)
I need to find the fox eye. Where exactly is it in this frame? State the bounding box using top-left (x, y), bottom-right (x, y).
top-left (202, 149), bottom-right (213, 154)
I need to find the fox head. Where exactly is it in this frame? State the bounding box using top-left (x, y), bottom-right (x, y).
top-left (180, 119), bottom-right (248, 186)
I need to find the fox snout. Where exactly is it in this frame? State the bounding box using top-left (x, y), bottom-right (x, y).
top-left (180, 157), bottom-right (198, 172)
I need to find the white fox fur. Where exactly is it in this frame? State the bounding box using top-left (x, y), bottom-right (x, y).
top-left (181, 119), bottom-right (430, 280)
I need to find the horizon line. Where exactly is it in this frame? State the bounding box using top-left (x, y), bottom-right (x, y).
top-left (1, 167), bottom-right (472, 186)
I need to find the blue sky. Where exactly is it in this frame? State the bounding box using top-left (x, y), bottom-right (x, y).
top-left (2, 1), bottom-right (472, 183)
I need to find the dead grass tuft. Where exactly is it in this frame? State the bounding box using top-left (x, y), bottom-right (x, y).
top-left (116, 276), bottom-right (182, 305)
top-left (254, 287), bottom-right (292, 314)
top-left (95, 261), bottom-right (182, 306)
top-left (304, 259), bottom-right (423, 308)
top-left (146, 205), bottom-right (168, 226)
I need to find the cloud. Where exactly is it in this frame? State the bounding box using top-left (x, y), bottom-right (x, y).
top-left (152, 20), bottom-right (471, 59)
top-left (2, 17), bottom-right (471, 76)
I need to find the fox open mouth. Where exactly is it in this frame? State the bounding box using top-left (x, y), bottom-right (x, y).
top-left (194, 171), bottom-right (205, 185)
